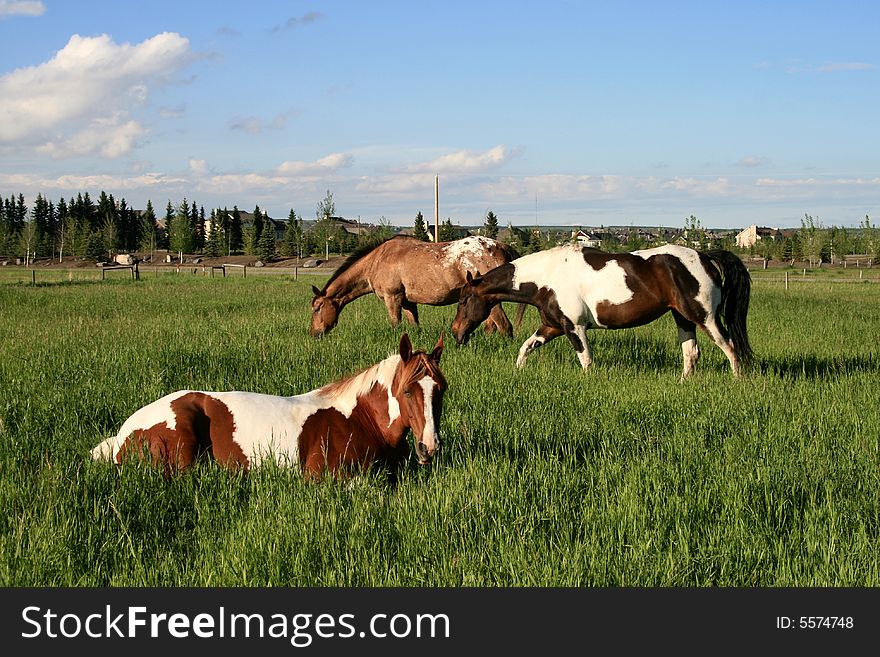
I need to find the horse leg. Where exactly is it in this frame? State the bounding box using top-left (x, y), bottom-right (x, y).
top-left (700, 313), bottom-right (740, 377)
top-left (516, 324), bottom-right (563, 368)
top-left (401, 300), bottom-right (419, 325)
top-left (566, 324), bottom-right (593, 370)
top-left (484, 304), bottom-right (513, 337)
top-left (383, 295), bottom-right (403, 327)
top-left (672, 311), bottom-right (700, 381)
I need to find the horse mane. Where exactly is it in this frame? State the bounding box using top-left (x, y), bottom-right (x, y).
top-left (317, 349), bottom-right (445, 406)
top-left (320, 235), bottom-right (413, 294)
top-left (317, 354), bottom-right (402, 403)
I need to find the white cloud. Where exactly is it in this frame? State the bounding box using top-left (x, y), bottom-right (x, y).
top-left (229, 109), bottom-right (300, 134)
top-left (400, 145), bottom-right (520, 174)
top-left (276, 152), bottom-right (353, 175)
top-left (35, 115), bottom-right (146, 159)
top-left (787, 61), bottom-right (874, 74)
top-left (0, 32), bottom-right (192, 156)
top-left (816, 62), bottom-right (874, 73)
top-left (189, 159), bottom-right (208, 175)
top-left (228, 116), bottom-right (264, 135)
top-left (737, 155), bottom-right (769, 168)
top-left (0, 170), bottom-right (187, 192)
top-left (0, 0), bottom-right (45, 18)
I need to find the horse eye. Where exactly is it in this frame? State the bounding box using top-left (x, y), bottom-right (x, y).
top-left (404, 390), bottom-right (412, 398)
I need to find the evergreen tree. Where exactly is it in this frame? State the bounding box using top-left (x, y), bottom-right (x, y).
top-left (32, 193), bottom-right (50, 257)
top-left (438, 218), bottom-right (456, 242)
top-left (252, 205), bottom-right (263, 244)
top-left (242, 222), bottom-right (257, 255)
top-left (189, 201), bottom-right (200, 252)
top-left (218, 207), bottom-right (230, 255)
top-left (483, 210), bottom-right (499, 238)
top-left (257, 215), bottom-right (276, 261)
top-left (205, 209), bottom-right (224, 257)
top-left (169, 198), bottom-right (195, 256)
top-left (281, 209), bottom-right (302, 257)
top-left (139, 200), bottom-right (158, 253)
top-left (162, 201), bottom-right (174, 250)
top-left (412, 211), bottom-right (429, 241)
top-left (97, 191), bottom-right (117, 252)
top-left (196, 206), bottom-right (207, 252)
top-left (229, 206), bottom-right (243, 253)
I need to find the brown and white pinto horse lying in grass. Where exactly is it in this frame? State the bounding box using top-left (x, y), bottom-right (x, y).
top-left (452, 244), bottom-right (753, 380)
top-left (91, 334), bottom-right (446, 478)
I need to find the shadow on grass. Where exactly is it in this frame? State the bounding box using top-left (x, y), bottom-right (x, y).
top-left (757, 354), bottom-right (880, 379)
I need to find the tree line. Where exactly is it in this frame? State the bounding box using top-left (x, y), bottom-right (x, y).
top-left (2, 188), bottom-right (877, 265)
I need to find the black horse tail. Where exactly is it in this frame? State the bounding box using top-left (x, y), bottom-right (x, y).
top-left (705, 250), bottom-right (754, 368)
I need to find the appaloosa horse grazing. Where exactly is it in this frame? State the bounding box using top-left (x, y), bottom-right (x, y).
top-left (310, 235), bottom-right (518, 337)
top-left (91, 334), bottom-right (446, 477)
top-left (452, 244), bottom-right (753, 380)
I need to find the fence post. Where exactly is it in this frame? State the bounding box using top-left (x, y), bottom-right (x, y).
top-left (243, 266), bottom-right (247, 278)
top-left (294, 265), bottom-right (298, 280)
top-left (785, 271), bottom-right (789, 290)
top-left (31, 269), bottom-right (36, 285)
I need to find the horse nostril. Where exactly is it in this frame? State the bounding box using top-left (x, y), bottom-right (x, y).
top-left (416, 441), bottom-right (432, 462)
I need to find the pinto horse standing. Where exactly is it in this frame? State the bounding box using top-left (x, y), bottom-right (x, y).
top-left (310, 235), bottom-right (518, 337)
top-left (452, 244), bottom-right (753, 380)
top-left (91, 334), bottom-right (446, 477)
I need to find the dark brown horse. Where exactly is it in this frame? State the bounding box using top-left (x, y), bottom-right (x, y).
top-left (452, 244), bottom-right (753, 380)
top-left (310, 235), bottom-right (518, 337)
top-left (92, 334), bottom-right (446, 477)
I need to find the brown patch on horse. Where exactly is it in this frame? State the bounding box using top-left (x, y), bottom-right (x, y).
top-left (115, 392), bottom-right (248, 475)
top-left (585, 252), bottom-right (706, 330)
top-left (298, 391), bottom-right (405, 478)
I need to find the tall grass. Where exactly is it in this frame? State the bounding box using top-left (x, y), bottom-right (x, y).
top-left (0, 274), bottom-right (877, 585)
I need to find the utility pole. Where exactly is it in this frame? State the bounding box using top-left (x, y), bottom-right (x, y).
top-left (434, 175), bottom-right (439, 242)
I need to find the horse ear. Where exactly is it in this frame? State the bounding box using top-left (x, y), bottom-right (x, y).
top-left (311, 285), bottom-right (321, 297)
top-left (399, 333), bottom-right (413, 362)
top-left (431, 333), bottom-right (444, 363)
top-left (466, 271), bottom-right (474, 283)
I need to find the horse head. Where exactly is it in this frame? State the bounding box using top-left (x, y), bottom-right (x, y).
top-left (309, 285), bottom-right (341, 337)
top-left (393, 333), bottom-right (446, 465)
top-left (452, 271), bottom-right (493, 346)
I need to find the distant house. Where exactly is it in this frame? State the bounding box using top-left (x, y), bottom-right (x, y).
top-left (572, 229), bottom-right (603, 248)
top-left (735, 225), bottom-right (781, 248)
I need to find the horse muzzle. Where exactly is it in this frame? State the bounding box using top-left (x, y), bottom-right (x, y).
top-left (415, 439), bottom-right (439, 465)
top-left (452, 326), bottom-right (471, 346)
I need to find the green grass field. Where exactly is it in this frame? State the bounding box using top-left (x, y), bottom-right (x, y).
top-left (0, 270), bottom-right (878, 586)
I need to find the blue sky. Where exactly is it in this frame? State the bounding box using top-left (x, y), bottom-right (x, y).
top-left (1, 1), bottom-right (878, 229)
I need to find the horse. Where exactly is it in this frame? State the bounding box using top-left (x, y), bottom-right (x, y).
top-left (91, 334), bottom-right (446, 478)
top-left (309, 234), bottom-right (519, 337)
top-left (452, 244), bottom-right (753, 380)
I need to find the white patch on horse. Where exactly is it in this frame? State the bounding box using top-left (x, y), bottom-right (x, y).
top-left (418, 376), bottom-right (438, 451)
top-left (442, 236), bottom-right (493, 274)
top-left (511, 245), bottom-right (634, 327)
